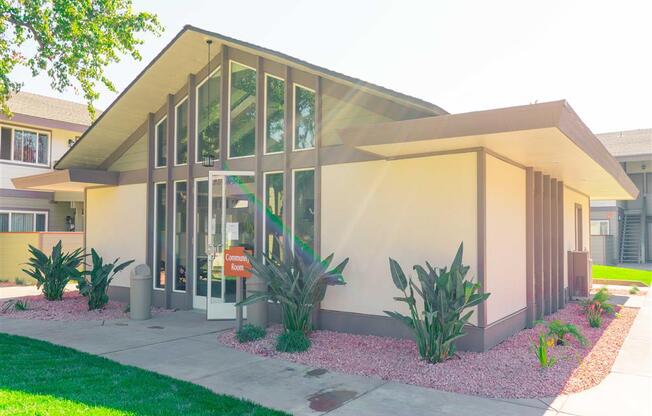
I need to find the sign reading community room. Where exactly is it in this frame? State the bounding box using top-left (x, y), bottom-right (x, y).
top-left (224, 246), bottom-right (252, 278)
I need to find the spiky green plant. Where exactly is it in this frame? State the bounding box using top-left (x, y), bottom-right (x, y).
top-left (582, 287), bottom-right (614, 315)
top-left (236, 243), bottom-right (348, 335)
top-left (585, 302), bottom-right (604, 328)
top-left (1, 299), bottom-right (28, 313)
top-left (236, 324), bottom-right (266, 343)
top-left (544, 320), bottom-right (587, 346)
top-left (22, 241), bottom-right (85, 301)
top-left (533, 334), bottom-right (557, 368)
top-left (76, 249), bottom-right (134, 310)
top-left (384, 243), bottom-right (490, 363)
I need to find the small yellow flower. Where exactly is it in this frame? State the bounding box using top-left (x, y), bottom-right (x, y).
top-left (547, 337), bottom-right (555, 348)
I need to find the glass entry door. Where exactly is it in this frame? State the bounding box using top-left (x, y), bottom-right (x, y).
top-left (206, 171), bottom-right (255, 320)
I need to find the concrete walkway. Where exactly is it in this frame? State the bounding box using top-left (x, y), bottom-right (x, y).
top-left (0, 293), bottom-right (650, 416)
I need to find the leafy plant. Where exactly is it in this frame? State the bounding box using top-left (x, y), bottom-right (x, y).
top-left (585, 302), bottom-right (604, 328)
top-left (14, 277), bottom-right (25, 286)
top-left (582, 288), bottom-right (614, 315)
top-left (541, 320), bottom-right (587, 346)
top-left (276, 330), bottom-right (311, 353)
top-left (236, 324), bottom-right (266, 343)
top-left (629, 286), bottom-right (640, 295)
top-left (22, 241), bottom-right (85, 301)
top-left (533, 334), bottom-right (557, 368)
top-left (76, 249), bottom-right (134, 310)
top-left (384, 243), bottom-right (490, 363)
top-left (1, 299), bottom-right (29, 313)
top-left (236, 242), bottom-right (348, 335)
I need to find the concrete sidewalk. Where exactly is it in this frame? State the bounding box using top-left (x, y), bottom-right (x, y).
top-left (1, 292), bottom-right (650, 416)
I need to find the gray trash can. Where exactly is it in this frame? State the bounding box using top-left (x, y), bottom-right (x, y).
top-left (130, 264), bottom-right (152, 320)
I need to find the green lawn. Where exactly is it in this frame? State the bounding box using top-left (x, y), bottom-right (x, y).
top-left (593, 265), bottom-right (652, 286)
top-left (0, 333), bottom-right (287, 416)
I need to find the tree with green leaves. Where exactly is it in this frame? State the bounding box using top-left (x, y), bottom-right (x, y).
top-left (0, 0), bottom-right (163, 118)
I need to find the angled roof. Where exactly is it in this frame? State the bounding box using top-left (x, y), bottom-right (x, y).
top-left (5, 91), bottom-right (97, 127)
top-left (55, 25), bottom-right (446, 169)
top-left (596, 128), bottom-right (652, 159)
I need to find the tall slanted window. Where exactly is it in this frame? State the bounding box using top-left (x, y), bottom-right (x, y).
top-left (294, 85), bottom-right (315, 150)
top-left (174, 181), bottom-right (188, 291)
top-left (292, 169), bottom-right (315, 261)
top-left (265, 75), bottom-right (285, 154)
top-left (175, 99), bottom-right (189, 164)
top-left (154, 183), bottom-right (167, 289)
top-left (264, 172), bottom-right (284, 261)
top-left (197, 68), bottom-right (221, 162)
top-left (155, 118), bottom-right (167, 167)
top-left (229, 62), bottom-right (256, 158)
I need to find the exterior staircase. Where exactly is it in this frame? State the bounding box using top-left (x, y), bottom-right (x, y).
top-left (619, 212), bottom-right (642, 263)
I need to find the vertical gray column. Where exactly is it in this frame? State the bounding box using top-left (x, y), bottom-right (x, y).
top-left (550, 178), bottom-right (559, 313)
top-left (165, 94), bottom-right (175, 308)
top-left (146, 113), bottom-right (155, 269)
top-left (557, 181), bottom-right (565, 306)
top-left (247, 55), bottom-right (267, 328)
top-left (534, 171), bottom-right (544, 319)
top-left (218, 45), bottom-right (229, 170)
top-left (283, 66), bottom-right (293, 262)
top-left (476, 149), bottom-right (487, 328)
top-left (542, 175), bottom-right (551, 316)
top-left (314, 76), bottom-right (322, 260)
top-left (186, 74), bottom-right (196, 306)
top-left (525, 168), bottom-right (535, 327)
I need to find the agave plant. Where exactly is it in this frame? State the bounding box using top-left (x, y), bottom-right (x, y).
top-left (22, 241), bottom-right (85, 301)
top-left (384, 243), bottom-right (490, 363)
top-left (236, 243), bottom-right (348, 335)
top-left (76, 249), bottom-right (134, 310)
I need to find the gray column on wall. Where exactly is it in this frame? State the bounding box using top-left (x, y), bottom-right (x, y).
top-left (542, 175), bottom-right (551, 315)
top-left (534, 171), bottom-right (544, 320)
top-left (218, 45), bottom-right (229, 170)
top-left (146, 113), bottom-right (155, 269)
top-left (550, 178), bottom-right (559, 313)
top-left (282, 66), bottom-right (293, 262)
top-left (165, 94), bottom-right (175, 308)
top-left (525, 168), bottom-right (535, 327)
top-left (557, 181), bottom-right (565, 307)
top-left (185, 74), bottom-right (196, 306)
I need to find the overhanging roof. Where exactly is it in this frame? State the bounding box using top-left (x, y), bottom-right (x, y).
top-left (12, 169), bottom-right (118, 192)
top-left (339, 100), bottom-right (638, 200)
top-left (55, 25), bottom-right (446, 170)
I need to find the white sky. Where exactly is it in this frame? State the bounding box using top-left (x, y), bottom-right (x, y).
top-left (12, 0), bottom-right (652, 133)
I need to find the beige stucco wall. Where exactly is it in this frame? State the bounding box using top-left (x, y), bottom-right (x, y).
top-left (563, 186), bottom-right (590, 287)
top-left (485, 155), bottom-right (527, 325)
top-left (321, 152), bottom-right (478, 323)
top-left (86, 183), bottom-right (147, 287)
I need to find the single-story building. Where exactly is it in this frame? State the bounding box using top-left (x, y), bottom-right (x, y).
top-left (13, 25), bottom-right (638, 351)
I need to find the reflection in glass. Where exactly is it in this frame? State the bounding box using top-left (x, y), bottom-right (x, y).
top-left (37, 134), bottom-right (48, 164)
top-left (0, 213), bottom-right (8, 232)
top-left (293, 170), bottom-right (315, 261)
top-left (197, 69), bottom-right (221, 161)
top-left (229, 62), bottom-right (256, 158)
top-left (35, 213), bottom-right (46, 232)
top-left (174, 181), bottom-right (187, 291)
top-left (265, 76), bottom-right (285, 153)
top-left (294, 86), bottom-right (315, 150)
top-left (154, 183), bottom-right (166, 288)
top-left (264, 172), bottom-right (284, 261)
top-left (156, 119), bottom-right (167, 167)
top-left (195, 180), bottom-right (208, 296)
top-left (11, 213), bottom-right (34, 233)
top-left (176, 100), bottom-right (189, 164)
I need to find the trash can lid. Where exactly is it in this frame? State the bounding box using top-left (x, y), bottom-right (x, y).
top-left (130, 264), bottom-right (152, 280)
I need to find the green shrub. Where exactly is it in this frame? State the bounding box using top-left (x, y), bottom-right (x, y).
top-left (236, 324), bottom-right (266, 343)
top-left (276, 330), bottom-right (311, 353)
top-left (629, 286), bottom-right (640, 295)
top-left (586, 302), bottom-right (604, 328)
top-left (1, 299), bottom-right (28, 313)
top-left (237, 241), bottom-right (348, 335)
top-left (75, 249), bottom-right (134, 310)
top-left (582, 287), bottom-right (614, 315)
top-left (385, 243), bottom-right (490, 363)
top-left (543, 320), bottom-right (587, 346)
top-left (22, 241), bottom-right (85, 300)
top-left (532, 334), bottom-right (556, 368)
top-left (14, 277), bottom-right (25, 286)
